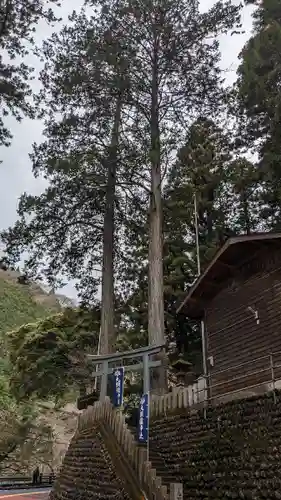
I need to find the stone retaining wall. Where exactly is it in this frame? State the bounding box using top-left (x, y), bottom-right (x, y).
top-left (149, 389), bottom-right (281, 499)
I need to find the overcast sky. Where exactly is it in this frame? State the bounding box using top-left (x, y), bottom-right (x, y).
top-left (0, 0), bottom-right (255, 300)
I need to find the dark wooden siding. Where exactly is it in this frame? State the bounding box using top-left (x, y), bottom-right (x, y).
top-left (205, 254), bottom-right (281, 399)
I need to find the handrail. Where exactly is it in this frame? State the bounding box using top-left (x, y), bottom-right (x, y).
top-left (150, 349), bottom-right (281, 418)
top-left (207, 354), bottom-right (270, 378)
top-left (206, 349), bottom-right (281, 379)
top-left (0, 474), bottom-right (55, 490)
top-left (208, 366), bottom-right (270, 389)
top-left (99, 420), bottom-right (147, 500)
top-left (0, 475), bottom-right (55, 482)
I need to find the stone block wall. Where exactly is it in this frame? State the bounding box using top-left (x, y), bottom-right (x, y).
top-left (149, 391), bottom-right (281, 499)
top-left (50, 424), bottom-right (131, 500)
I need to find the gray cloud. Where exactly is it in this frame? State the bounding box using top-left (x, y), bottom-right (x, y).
top-left (0, 0), bottom-right (255, 299)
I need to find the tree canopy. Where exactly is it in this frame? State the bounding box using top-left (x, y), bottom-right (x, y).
top-left (0, 0), bottom-right (61, 150)
top-left (237, 0), bottom-right (281, 229)
top-left (3, 0), bottom-right (281, 397)
top-left (0, 353), bottom-right (53, 472)
top-left (7, 307), bottom-right (100, 401)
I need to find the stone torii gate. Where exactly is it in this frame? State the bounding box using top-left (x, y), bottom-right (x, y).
top-left (87, 344), bottom-right (166, 401)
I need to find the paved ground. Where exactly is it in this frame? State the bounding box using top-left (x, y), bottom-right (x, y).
top-left (0, 489), bottom-right (50, 499)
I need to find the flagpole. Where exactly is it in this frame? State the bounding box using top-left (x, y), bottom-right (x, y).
top-left (94, 326), bottom-right (102, 391)
top-left (193, 193), bottom-right (208, 403)
top-left (147, 391), bottom-right (149, 463)
top-left (193, 192), bottom-right (201, 275)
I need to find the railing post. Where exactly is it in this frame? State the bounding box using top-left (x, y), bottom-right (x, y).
top-left (170, 483), bottom-right (183, 500)
top-left (270, 353), bottom-right (277, 404)
top-left (203, 374), bottom-right (208, 420)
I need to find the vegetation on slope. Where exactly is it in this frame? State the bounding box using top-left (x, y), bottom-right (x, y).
top-left (7, 307), bottom-right (100, 402)
top-left (0, 277), bottom-right (58, 339)
top-left (0, 275), bottom-right (61, 472)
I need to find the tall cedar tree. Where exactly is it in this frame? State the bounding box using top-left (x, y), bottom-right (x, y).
top-left (88, 0), bottom-right (242, 355)
top-left (120, 117), bottom-right (258, 375)
top-left (1, 11), bottom-right (140, 354)
top-left (0, 0), bottom-right (60, 149)
top-left (166, 117), bottom-right (233, 265)
top-left (3, 1), bottom-right (241, 370)
top-left (237, 0), bottom-right (281, 229)
top-left (224, 157), bottom-right (261, 234)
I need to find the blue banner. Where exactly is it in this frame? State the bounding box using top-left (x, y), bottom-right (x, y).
top-left (112, 367), bottom-right (124, 407)
top-left (138, 393), bottom-right (149, 443)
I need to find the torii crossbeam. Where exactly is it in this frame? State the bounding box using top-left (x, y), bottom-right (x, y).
top-left (87, 344), bottom-right (166, 401)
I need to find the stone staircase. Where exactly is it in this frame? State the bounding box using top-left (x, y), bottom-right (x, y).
top-left (148, 447), bottom-right (181, 494)
top-left (51, 400), bottom-right (168, 500)
top-left (49, 425), bottom-right (132, 500)
top-left (49, 384), bottom-right (281, 499)
top-left (128, 424), bottom-right (179, 496)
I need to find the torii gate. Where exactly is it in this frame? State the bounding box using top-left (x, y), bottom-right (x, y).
top-left (87, 344), bottom-right (165, 401)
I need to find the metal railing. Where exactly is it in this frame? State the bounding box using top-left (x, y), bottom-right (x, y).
top-left (0, 474), bottom-right (56, 490)
top-left (191, 350), bottom-right (281, 407)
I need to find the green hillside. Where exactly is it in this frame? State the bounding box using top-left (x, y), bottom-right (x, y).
top-left (0, 274), bottom-right (63, 473)
top-left (0, 276), bottom-right (60, 338)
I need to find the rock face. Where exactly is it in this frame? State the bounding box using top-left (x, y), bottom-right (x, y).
top-left (149, 391), bottom-right (281, 499)
top-left (40, 403), bottom-right (79, 473)
top-left (50, 425), bottom-right (132, 500)
top-left (0, 268), bottom-right (73, 311)
top-left (0, 403), bottom-right (79, 476)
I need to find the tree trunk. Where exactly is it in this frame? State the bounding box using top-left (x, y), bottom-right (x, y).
top-left (100, 97), bottom-right (122, 355)
top-left (148, 35), bottom-right (167, 391)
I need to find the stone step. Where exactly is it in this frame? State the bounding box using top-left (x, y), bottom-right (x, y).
top-left (50, 426), bottom-right (132, 500)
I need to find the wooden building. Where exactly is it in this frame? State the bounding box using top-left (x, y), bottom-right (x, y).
top-left (177, 232), bottom-right (281, 401)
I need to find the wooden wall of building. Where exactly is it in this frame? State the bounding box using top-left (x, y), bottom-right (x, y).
top-left (205, 248), bottom-right (281, 399)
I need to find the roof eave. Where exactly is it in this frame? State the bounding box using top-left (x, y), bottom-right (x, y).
top-left (176, 232), bottom-right (281, 316)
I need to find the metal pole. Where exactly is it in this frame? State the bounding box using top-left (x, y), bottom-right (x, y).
top-left (194, 193), bottom-right (201, 276)
top-left (194, 193), bottom-right (209, 414)
top-left (202, 323), bottom-right (208, 420)
top-left (143, 354), bottom-right (150, 463)
top-left (94, 327), bottom-right (102, 392)
top-left (147, 392), bottom-right (150, 463)
top-left (201, 320), bottom-right (208, 389)
top-left (270, 353), bottom-right (276, 404)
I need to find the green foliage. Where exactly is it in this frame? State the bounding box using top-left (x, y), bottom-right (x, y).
top-left (0, 359), bottom-right (53, 471)
top-left (237, 0), bottom-right (281, 228)
top-left (0, 277), bottom-right (57, 340)
top-left (0, 0), bottom-right (61, 149)
top-left (2, 0), bottom-right (272, 387)
top-left (7, 307), bottom-right (100, 401)
top-left (121, 117), bottom-right (260, 374)
top-left (1, 8), bottom-right (141, 303)
top-left (166, 117), bottom-right (233, 265)
top-left (0, 273), bottom-right (61, 468)
top-left (2, 0), bottom-right (242, 301)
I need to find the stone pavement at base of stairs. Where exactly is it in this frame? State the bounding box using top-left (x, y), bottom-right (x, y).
top-left (0, 489), bottom-right (50, 500)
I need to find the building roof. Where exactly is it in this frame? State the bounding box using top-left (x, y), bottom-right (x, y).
top-left (176, 232), bottom-right (281, 319)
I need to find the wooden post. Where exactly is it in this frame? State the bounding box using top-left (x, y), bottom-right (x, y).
top-left (100, 360), bottom-right (108, 401)
top-left (170, 483), bottom-right (183, 500)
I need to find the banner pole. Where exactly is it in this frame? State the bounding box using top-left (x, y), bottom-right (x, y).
top-left (147, 391), bottom-right (150, 463)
